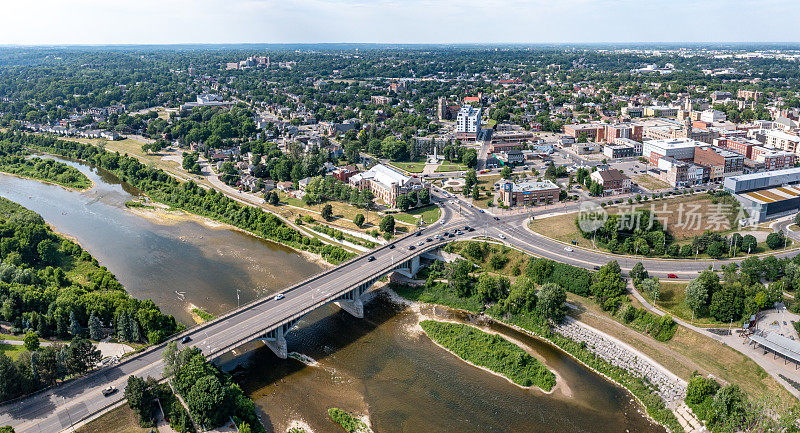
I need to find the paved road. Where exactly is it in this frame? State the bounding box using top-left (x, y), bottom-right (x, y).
top-left (0, 214), bottom-right (464, 433)
top-left (4, 185), bottom-right (799, 432)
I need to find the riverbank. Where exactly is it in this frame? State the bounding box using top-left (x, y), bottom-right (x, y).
top-left (418, 320), bottom-right (557, 392)
top-left (0, 169), bottom-right (95, 192)
top-left (124, 199), bottom-right (334, 269)
top-left (384, 285), bottom-right (683, 433)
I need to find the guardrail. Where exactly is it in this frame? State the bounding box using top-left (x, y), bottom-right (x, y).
top-left (203, 236), bottom-right (452, 359)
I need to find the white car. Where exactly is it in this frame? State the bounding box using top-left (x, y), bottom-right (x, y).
top-left (499, 234), bottom-right (506, 239)
top-left (564, 246), bottom-right (574, 252)
top-left (274, 293), bottom-right (285, 301)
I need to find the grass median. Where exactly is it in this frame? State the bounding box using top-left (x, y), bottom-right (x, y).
top-left (419, 320), bottom-right (556, 391)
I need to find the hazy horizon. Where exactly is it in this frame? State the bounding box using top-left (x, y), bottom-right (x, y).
top-left (3, 0), bottom-right (800, 46)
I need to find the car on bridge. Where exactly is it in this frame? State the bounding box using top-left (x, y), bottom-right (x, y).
top-left (368, 256), bottom-right (376, 262)
top-left (102, 386), bottom-right (116, 397)
top-left (564, 246), bottom-right (573, 252)
top-left (274, 293), bottom-right (285, 300)
top-left (181, 336), bottom-right (191, 344)
top-left (408, 245), bottom-right (416, 250)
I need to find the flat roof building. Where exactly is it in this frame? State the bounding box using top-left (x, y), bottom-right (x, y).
top-left (456, 106), bottom-right (482, 140)
top-left (498, 179), bottom-right (560, 207)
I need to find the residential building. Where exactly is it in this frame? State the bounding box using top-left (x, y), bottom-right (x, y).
top-left (751, 147), bottom-right (797, 171)
top-left (371, 95), bottom-right (391, 105)
top-left (723, 137), bottom-right (761, 158)
top-left (349, 164), bottom-right (427, 207)
top-left (763, 130), bottom-right (800, 153)
top-left (590, 169), bottom-right (631, 196)
top-left (456, 106), bottom-right (482, 140)
top-left (693, 146), bottom-right (745, 180)
top-left (737, 89), bottom-right (764, 101)
top-left (498, 180), bottom-right (560, 207)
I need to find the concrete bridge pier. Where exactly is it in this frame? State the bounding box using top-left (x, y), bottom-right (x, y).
top-left (257, 323), bottom-right (290, 359)
top-left (395, 255), bottom-right (421, 279)
top-left (335, 297), bottom-right (364, 318)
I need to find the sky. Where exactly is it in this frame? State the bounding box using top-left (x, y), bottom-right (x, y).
top-left (2, 0), bottom-right (799, 45)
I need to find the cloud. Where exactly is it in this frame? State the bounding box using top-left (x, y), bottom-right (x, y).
top-left (0, 0), bottom-right (798, 44)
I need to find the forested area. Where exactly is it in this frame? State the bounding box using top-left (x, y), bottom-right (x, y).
top-left (162, 343), bottom-right (264, 432)
top-left (0, 140), bottom-right (90, 189)
top-left (0, 197), bottom-right (181, 402)
top-left (0, 132), bottom-right (355, 264)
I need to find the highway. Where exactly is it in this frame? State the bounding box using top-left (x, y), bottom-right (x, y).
top-left (3, 188), bottom-right (799, 432)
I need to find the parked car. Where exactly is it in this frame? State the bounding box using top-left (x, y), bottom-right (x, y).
top-left (274, 293), bottom-right (285, 301)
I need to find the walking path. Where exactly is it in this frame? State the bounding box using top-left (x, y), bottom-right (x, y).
top-left (628, 280), bottom-right (800, 400)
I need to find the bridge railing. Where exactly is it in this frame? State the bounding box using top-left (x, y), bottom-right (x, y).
top-left (203, 237), bottom-right (451, 359)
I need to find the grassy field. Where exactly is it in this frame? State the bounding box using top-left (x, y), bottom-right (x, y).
top-left (633, 174), bottom-right (670, 191)
top-left (567, 294), bottom-right (794, 405)
top-left (435, 163), bottom-right (468, 173)
top-left (0, 343), bottom-right (25, 359)
top-left (420, 320), bottom-right (556, 390)
top-left (392, 205), bottom-right (441, 225)
top-left (75, 404), bottom-right (152, 433)
top-left (640, 281), bottom-right (728, 327)
top-left (532, 193), bottom-right (744, 248)
top-left (388, 161), bottom-right (427, 173)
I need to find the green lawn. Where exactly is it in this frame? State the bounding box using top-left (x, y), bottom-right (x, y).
top-left (388, 161), bottom-right (427, 173)
top-left (393, 205), bottom-right (441, 226)
top-left (435, 163), bottom-right (468, 173)
top-left (641, 281), bottom-right (727, 327)
top-left (0, 343), bottom-right (26, 359)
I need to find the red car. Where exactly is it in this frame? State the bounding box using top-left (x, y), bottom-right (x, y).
top-left (666, 273), bottom-right (678, 279)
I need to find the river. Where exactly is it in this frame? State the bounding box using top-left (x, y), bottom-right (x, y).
top-left (0, 156), bottom-right (666, 433)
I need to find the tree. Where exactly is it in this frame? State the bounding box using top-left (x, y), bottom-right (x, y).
top-left (640, 278), bottom-right (660, 304)
top-left (186, 375), bottom-right (229, 428)
top-left (461, 148), bottom-right (477, 168)
top-left (124, 375), bottom-right (155, 426)
top-left (238, 423), bottom-right (253, 433)
top-left (794, 212), bottom-right (800, 227)
top-left (590, 261), bottom-right (626, 311)
top-left (88, 313), bottom-right (104, 341)
top-left (321, 204), bottom-right (333, 220)
top-left (464, 169), bottom-right (477, 192)
top-left (629, 262), bottom-right (648, 284)
top-left (69, 311), bottom-right (81, 337)
top-left (537, 283), bottom-right (567, 322)
top-left (741, 234), bottom-right (757, 253)
top-left (0, 352), bottom-right (21, 402)
top-left (0, 427), bottom-right (15, 433)
top-left (36, 239), bottom-right (58, 264)
top-left (23, 331), bottom-right (39, 352)
top-left (766, 232), bottom-right (785, 250)
top-left (268, 191), bottom-right (279, 205)
top-left (707, 241), bottom-right (725, 258)
top-left (396, 194), bottom-right (411, 211)
top-left (353, 213), bottom-right (365, 228)
top-left (379, 215), bottom-right (395, 234)
top-left (712, 384), bottom-right (747, 428)
top-left (685, 271), bottom-right (719, 316)
top-left (501, 277), bottom-right (537, 314)
top-left (709, 284), bottom-right (745, 322)
top-left (419, 189), bottom-right (431, 205)
top-left (66, 337), bottom-right (101, 375)
top-left (500, 166), bottom-right (513, 179)
top-left (472, 184), bottom-right (480, 201)
top-left (474, 274), bottom-right (510, 303)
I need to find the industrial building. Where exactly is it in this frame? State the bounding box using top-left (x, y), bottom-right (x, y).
top-left (724, 167), bottom-right (800, 223)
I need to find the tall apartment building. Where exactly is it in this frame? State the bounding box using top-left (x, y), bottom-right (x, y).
top-left (456, 106), bottom-right (482, 140)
